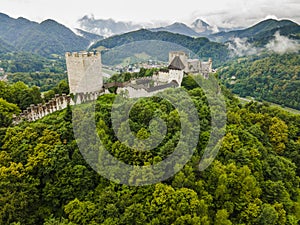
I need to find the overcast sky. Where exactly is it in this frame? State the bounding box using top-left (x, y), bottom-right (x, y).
top-left (1, 0), bottom-right (300, 28)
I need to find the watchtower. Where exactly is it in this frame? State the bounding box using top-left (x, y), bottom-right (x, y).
top-left (169, 51), bottom-right (188, 72)
top-left (65, 51), bottom-right (103, 94)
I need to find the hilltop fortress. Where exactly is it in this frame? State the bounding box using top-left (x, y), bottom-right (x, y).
top-left (13, 51), bottom-right (212, 123)
top-left (65, 50), bottom-right (212, 97)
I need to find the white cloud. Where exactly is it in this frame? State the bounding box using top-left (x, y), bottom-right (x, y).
top-left (227, 32), bottom-right (300, 57)
top-left (0, 0), bottom-right (299, 29)
top-left (266, 32), bottom-right (300, 54)
top-left (227, 38), bottom-right (261, 56)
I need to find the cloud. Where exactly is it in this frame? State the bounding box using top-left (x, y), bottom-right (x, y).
top-left (266, 31), bottom-right (300, 54)
top-left (228, 32), bottom-right (300, 57)
top-left (227, 38), bottom-right (261, 56)
top-left (191, 0), bottom-right (300, 29)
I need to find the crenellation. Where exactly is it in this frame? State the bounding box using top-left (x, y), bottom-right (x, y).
top-left (13, 91), bottom-right (104, 124)
top-left (66, 51), bottom-right (103, 94)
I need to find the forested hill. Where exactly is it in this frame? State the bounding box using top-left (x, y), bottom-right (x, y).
top-left (0, 13), bottom-right (91, 56)
top-left (210, 19), bottom-right (300, 45)
top-left (1, 76), bottom-right (300, 224)
top-left (89, 29), bottom-right (231, 66)
top-left (0, 38), bottom-right (14, 54)
top-left (218, 53), bottom-right (300, 110)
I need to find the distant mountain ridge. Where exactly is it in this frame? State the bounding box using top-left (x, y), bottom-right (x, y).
top-left (75, 28), bottom-right (104, 43)
top-left (0, 13), bottom-right (99, 56)
top-left (210, 19), bottom-right (300, 44)
top-left (78, 15), bottom-right (142, 37)
top-left (151, 22), bottom-right (205, 37)
top-left (78, 15), bottom-right (223, 37)
top-left (89, 29), bottom-right (231, 66)
top-left (78, 15), bottom-right (300, 44)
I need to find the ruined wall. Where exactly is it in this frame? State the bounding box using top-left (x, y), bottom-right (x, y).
top-left (187, 59), bottom-right (201, 73)
top-left (154, 69), bottom-right (183, 86)
top-left (65, 52), bottom-right (103, 94)
top-left (13, 91), bottom-right (104, 124)
top-left (154, 72), bottom-right (169, 83)
top-left (117, 86), bottom-right (169, 98)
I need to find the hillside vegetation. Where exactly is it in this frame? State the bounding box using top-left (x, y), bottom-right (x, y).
top-left (218, 53), bottom-right (300, 110)
top-left (0, 76), bottom-right (300, 224)
top-left (0, 13), bottom-right (91, 56)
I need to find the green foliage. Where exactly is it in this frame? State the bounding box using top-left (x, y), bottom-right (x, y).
top-left (218, 53), bottom-right (300, 109)
top-left (0, 52), bottom-right (68, 92)
top-left (0, 81), bottom-right (43, 110)
top-left (107, 68), bottom-right (159, 83)
top-left (0, 13), bottom-right (89, 56)
top-left (0, 75), bottom-right (300, 224)
top-left (0, 98), bottom-right (20, 127)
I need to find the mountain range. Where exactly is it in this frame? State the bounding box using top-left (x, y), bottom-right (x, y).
top-left (77, 15), bottom-right (142, 37)
top-left (78, 15), bottom-right (300, 45)
top-left (0, 11), bottom-right (299, 61)
top-left (77, 15), bottom-right (223, 37)
top-left (0, 13), bottom-right (96, 56)
top-left (209, 19), bottom-right (300, 45)
top-left (89, 29), bottom-right (231, 66)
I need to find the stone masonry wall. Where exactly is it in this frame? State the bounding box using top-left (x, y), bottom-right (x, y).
top-left (13, 91), bottom-right (104, 124)
top-left (65, 52), bottom-right (103, 94)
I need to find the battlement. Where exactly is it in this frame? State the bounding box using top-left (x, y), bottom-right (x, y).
top-left (65, 51), bottom-right (101, 58)
top-left (12, 91), bottom-right (105, 124)
top-left (65, 51), bottom-right (103, 94)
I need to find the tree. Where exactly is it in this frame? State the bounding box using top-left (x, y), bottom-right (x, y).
top-left (0, 98), bottom-right (20, 127)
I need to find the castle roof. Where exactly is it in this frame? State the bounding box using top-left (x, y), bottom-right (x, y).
top-left (168, 56), bottom-right (185, 70)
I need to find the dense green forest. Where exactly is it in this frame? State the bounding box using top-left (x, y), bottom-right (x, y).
top-left (0, 52), bottom-right (68, 92)
top-left (0, 74), bottom-right (300, 224)
top-left (218, 53), bottom-right (300, 110)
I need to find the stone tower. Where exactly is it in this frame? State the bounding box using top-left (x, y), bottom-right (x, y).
top-left (65, 51), bottom-right (103, 94)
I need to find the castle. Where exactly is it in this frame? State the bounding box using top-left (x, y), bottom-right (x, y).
top-left (13, 51), bottom-right (212, 123)
top-left (65, 50), bottom-right (211, 97)
top-left (168, 51), bottom-right (212, 78)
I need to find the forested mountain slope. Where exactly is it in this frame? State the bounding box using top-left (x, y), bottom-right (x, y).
top-left (0, 13), bottom-right (90, 56)
top-left (218, 53), bottom-right (300, 110)
top-left (90, 29), bottom-right (231, 66)
top-left (0, 75), bottom-right (300, 224)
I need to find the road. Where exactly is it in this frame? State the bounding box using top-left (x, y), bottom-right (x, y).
top-left (236, 96), bottom-right (300, 115)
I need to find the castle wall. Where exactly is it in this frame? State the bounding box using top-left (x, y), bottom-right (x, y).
top-left (13, 51), bottom-right (211, 125)
top-left (65, 52), bottom-right (103, 94)
top-left (187, 60), bottom-right (200, 73)
top-left (154, 72), bottom-right (169, 83)
top-left (169, 69), bottom-right (183, 86)
top-left (117, 86), bottom-right (151, 98)
top-left (117, 86), bottom-right (169, 99)
top-left (13, 92), bottom-right (104, 124)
